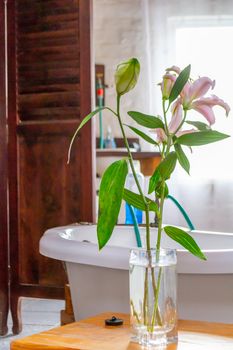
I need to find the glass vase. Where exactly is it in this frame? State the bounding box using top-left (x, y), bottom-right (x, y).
top-left (129, 248), bottom-right (177, 347)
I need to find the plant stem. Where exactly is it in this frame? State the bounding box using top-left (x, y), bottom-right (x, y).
top-left (150, 267), bottom-right (162, 331)
top-left (151, 269), bottom-right (162, 326)
top-left (143, 268), bottom-right (148, 324)
top-left (156, 98), bottom-right (172, 252)
top-left (130, 300), bottom-right (141, 324)
top-left (116, 95), bottom-right (151, 250)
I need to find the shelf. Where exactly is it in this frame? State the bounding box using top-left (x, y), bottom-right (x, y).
top-left (96, 150), bottom-right (161, 159)
top-left (96, 149), bottom-right (161, 176)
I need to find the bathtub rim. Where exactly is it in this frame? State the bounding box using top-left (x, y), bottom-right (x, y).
top-left (39, 224), bottom-right (233, 274)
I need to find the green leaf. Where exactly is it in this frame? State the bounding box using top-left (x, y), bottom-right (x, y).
top-left (123, 188), bottom-right (159, 213)
top-left (124, 124), bottom-right (159, 146)
top-left (158, 152), bottom-right (177, 180)
top-left (176, 130), bottom-right (230, 146)
top-left (174, 143), bottom-right (190, 174)
top-left (97, 159), bottom-right (128, 249)
top-left (68, 107), bottom-right (117, 162)
top-left (155, 182), bottom-right (169, 198)
top-left (128, 111), bottom-right (164, 129)
top-left (148, 168), bottom-right (161, 194)
top-left (164, 226), bottom-right (206, 260)
top-left (169, 65), bottom-right (191, 104)
top-left (148, 152), bottom-right (177, 194)
top-left (186, 120), bottom-right (211, 131)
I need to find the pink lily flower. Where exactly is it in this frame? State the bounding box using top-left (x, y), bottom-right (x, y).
top-left (181, 77), bottom-right (215, 108)
top-left (154, 100), bottom-right (196, 143)
top-left (179, 76), bottom-right (230, 125)
top-left (191, 95), bottom-right (230, 125)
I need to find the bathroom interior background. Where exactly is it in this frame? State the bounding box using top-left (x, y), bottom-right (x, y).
top-left (93, 0), bottom-right (233, 231)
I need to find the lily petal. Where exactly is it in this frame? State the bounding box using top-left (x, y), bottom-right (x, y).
top-left (154, 128), bottom-right (167, 143)
top-left (166, 65), bottom-right (181, 74)
top-left (169, 100), bottom-right (183, 133)
top-left (176, 129), bottom-right (197, 137)
top-left (180, 81), bottom-right (191, 105)
top-left (187, 77), bottom-right (215, 102)
top-left (194, 95), bottom-right (230, 116)
top-left (192, 104), bottom-right (216, 125)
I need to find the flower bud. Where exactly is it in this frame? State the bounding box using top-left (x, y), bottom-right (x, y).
top-left (115, 58), bottom-right (140, 96)
top-left (161, 73), bottom-right (176, 100)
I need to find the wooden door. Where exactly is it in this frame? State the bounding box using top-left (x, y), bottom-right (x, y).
top-left (7, 0), bottom-right (95, 333)
top-left (0, 0), bottom-right (9, 337)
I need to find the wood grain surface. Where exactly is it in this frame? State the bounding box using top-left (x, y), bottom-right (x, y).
top-left (11, 312), bottom-right (233, 350)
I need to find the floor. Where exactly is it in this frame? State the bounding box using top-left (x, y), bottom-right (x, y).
top-left (0, 298), bottom-right (65, 350)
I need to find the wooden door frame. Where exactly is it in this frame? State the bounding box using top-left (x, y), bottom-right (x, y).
top-left (7, 0), bottom-right (95, 334)
top-left (0, 0), bottom-right (9, 337)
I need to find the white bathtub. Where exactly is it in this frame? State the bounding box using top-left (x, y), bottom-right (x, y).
top-left (40, 224), bottom-right (233, 323)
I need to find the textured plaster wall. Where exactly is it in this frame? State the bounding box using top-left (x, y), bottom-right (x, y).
top-left (93, 0), bottom-right (151, 142)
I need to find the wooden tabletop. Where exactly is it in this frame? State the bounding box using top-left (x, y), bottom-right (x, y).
top-left (11, 312), bottom-right (233, 350)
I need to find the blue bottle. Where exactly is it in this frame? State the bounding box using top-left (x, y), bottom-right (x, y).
top-left (125, 161), bottom-right (144, 224)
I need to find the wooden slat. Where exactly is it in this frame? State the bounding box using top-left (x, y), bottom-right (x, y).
top-left (17, 0), bottom-right (79, 9)
top-left (18, 20), bottom-right (78, 34)
top-left (19, 84), bottom-right (80, 94)
top-left (19, 107), bottom-right (80, 121)
top-left (18, 67), bottom-right (79, 81)
top-left (18, 47), bottom-right (79, 63)
top-left (18, 36), bottom-right (79, 50)
top-left (17, 120), bottom-right (81, 136)
top-left (18, 91), bottom-right (80, 108)
top-left (18, 59), bottom-right (79, 71)
top-left (18, 27), bottom-right (78, 41)
top-left (18, 12), bottom-right (79, 27)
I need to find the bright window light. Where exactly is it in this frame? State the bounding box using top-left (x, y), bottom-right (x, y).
top-left (175, 26), bottom-right (233, 179)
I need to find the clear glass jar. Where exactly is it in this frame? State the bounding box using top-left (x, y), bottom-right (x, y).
top-left (129, 248), bottom-right (177, 347)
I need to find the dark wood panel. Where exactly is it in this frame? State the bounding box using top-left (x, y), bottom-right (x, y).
top-left (78, 0), bottom-right (95, 221)
top-left (18, 132), bottom-right (81, 286)
top-left (0, 0), bottom-right (9, 336)
top-left (17, 0), bottom-right (81, 123)
top-left (8, 0), bottom-right (94, 334)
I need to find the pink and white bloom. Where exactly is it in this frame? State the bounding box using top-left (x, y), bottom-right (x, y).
top-left (160, 73), bottom-right (176, 99)
top-left (191, 95), bottom-right (230, 125)
top-left (180, 76), bottom-right (230, 125)
top-left (181, 77), bottom-right (215, 108)
top-left (154, 100), bottom-right (196, 143)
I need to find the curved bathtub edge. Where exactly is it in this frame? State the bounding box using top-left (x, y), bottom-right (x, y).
top-left (40, 233), bottom-right (131, 271)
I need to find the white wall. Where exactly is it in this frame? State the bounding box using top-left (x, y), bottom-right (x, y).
top-left (93, 0), bottom-right (152, 143)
